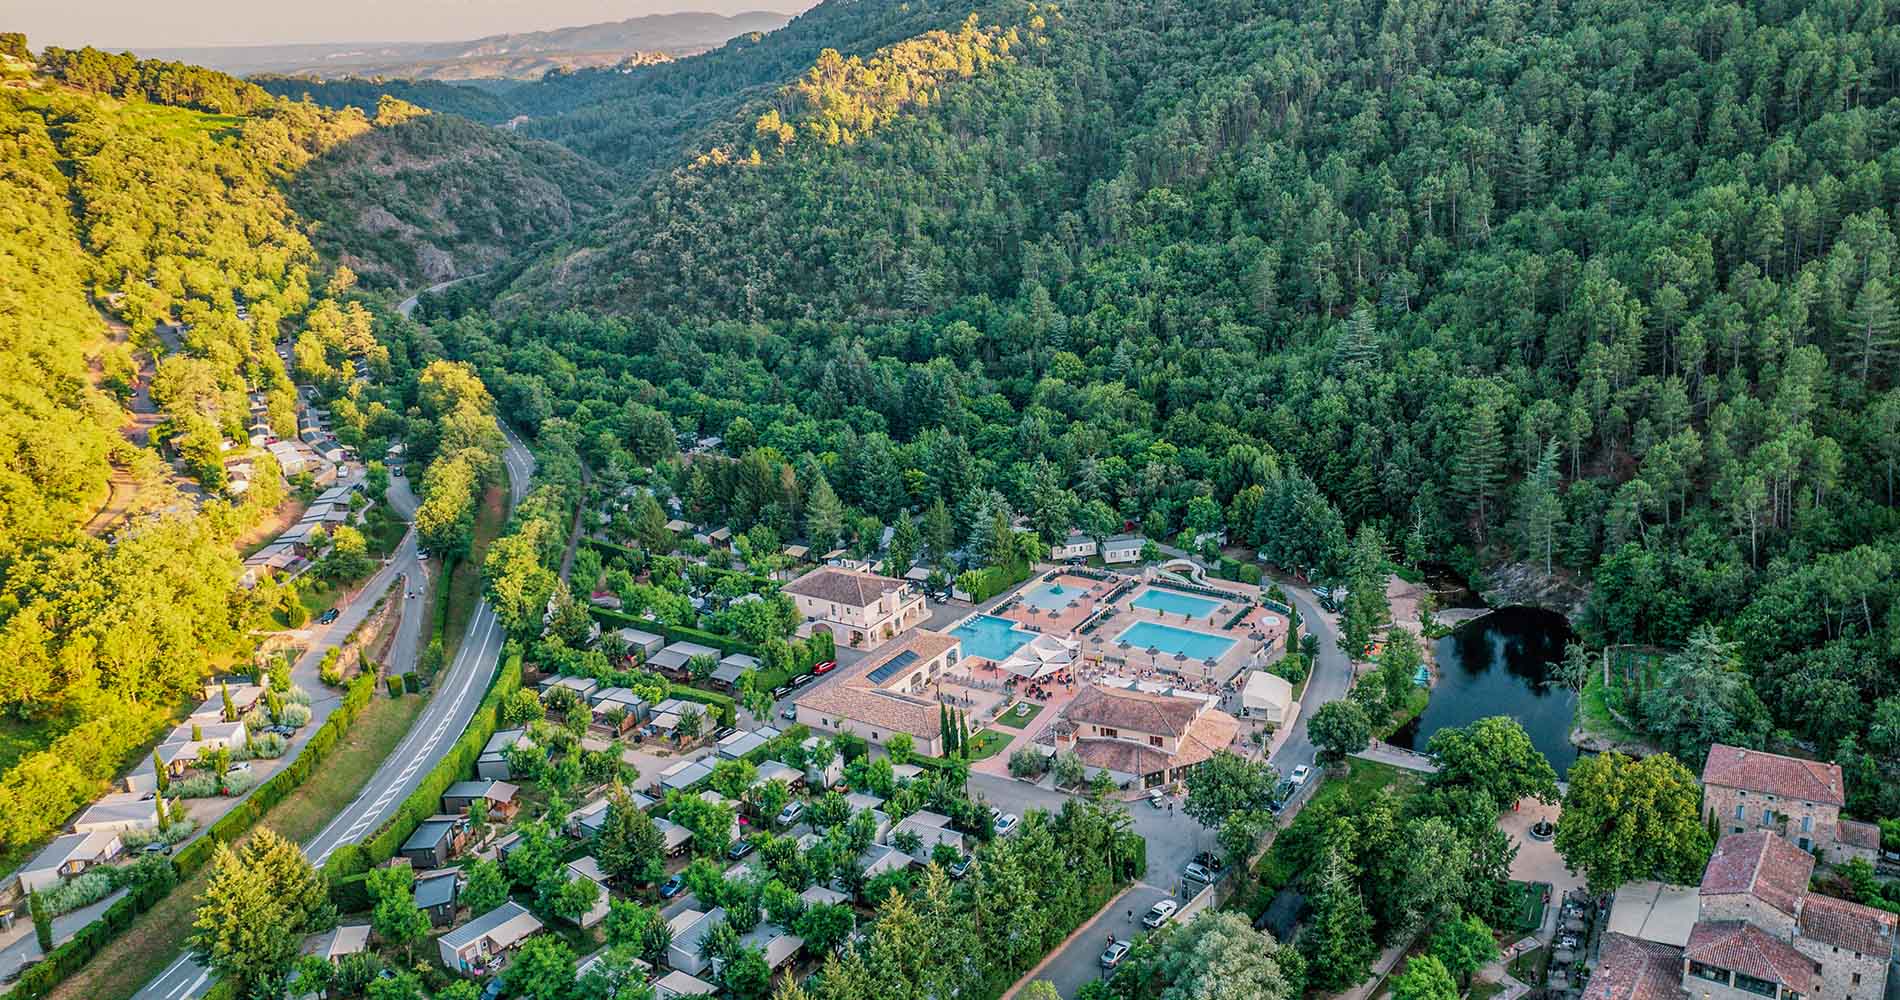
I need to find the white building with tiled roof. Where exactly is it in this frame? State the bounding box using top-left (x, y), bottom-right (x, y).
top-left (792, 631), bottom-right (961, 755)
top-left (1042, 680), bottom-right (1239, 789)
top-left (783, 566), bottom-right (926, 648)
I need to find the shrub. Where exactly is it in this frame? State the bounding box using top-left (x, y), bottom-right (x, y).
top-left (1008, 748), bottom-right (1049, 778)
top-left (172, 774), bottom-right (220, 798)
top-left (220, 769), bottom-right (259, 795)
top-left (120, 817), bottom-right (197, 849)
top-left (43, 872), bottom-right (115, 915)
top-left (285, 685), bottom-right (312, 706)
top-left (280, 703), bottom-right (312, 728)
top-left (403, 672), bottom-right (420, 694)
top-left (248, 733), bottom-right (290, 759)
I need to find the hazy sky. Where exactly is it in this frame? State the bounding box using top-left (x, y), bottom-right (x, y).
top-left (15, 0), bottom-right (814, 50)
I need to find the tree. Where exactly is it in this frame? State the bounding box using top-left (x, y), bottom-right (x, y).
top-left (1428, 913), bottom-right (1499, 990)
top-left (1114, 910), bottom-right (1302, 1000)
top-left (1515, 442), bottom-right (1565, 573)
top-left (597, 789), bottom-right (668, 885)
top-left (1452, 384), bottom-right (1506, 542)
top-left (1554, 751), bottom-right (1711, 893)
top-left (29, 889), bottom-right (51, 952)
top-left (368, 867), bottom-right (430, 961)
top-left (1301, 846), bottom-right (1377, 991)
top-left (1183, 750), bottom-right (1278, 830)
top-left (1052, 749), bottom-right (1086, 788)
top-left (461, 857), bottom-right (509, 915)
top-left (806, 474), bottom-right (846, 554)
top-left (503, 934), bottom-right (579, 1000)
top-left (886, 511), bottom-right (921, 574)
top-left (1391, 955), bottom-right (1460, 1000)
top-left (1425, 716), bottom-right (1559, 810)
top-left (751, 778), bottom-right (792, 827)
top-left (1339, 524), bottom-right (1389, 657)
top-left (367, 970), bottom-right (426, 1000)
top-left (1639, 625), bottom-right (1770, 765)
top-left (188, 829), bottom-right (330, 996)
top-left (552, 872), bottom-right (602, 925)
top-left (1309, 699), bottom-right (1372, 762)
top-left (795, 901), bottom-right (857, 955)
top-left (886, 732), bottom-right (915, 765)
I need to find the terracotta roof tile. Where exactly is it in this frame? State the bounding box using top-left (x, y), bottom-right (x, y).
top-left (1800, 893), bottom-right (1898, 957)
top-left (784, 567), bottom-right (907, 608)
top-left (1685, 921), bottom-right (1814, 991)
top-left (1699, 831), bottom-right (1813, 918)
top-left (1062, 684), bottom-right (1204, 737)
top-left (792, 631), bottom-right (960, 742)
top-left (1702, 745), bottom-right (1844, 806)
top-left (1836, 819), bottom-right (1881, 851)
top-left (1584, 933), bottom-right (1686, 1000)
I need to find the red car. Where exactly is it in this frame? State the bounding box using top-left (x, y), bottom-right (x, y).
top-left (812, 660), bottom-right (838, 675)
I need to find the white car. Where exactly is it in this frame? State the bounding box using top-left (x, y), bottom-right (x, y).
top-left (1142, 900), bottom-right (1179, 928)
top-left (1288, 764), bottom-right (1312, 788)
top-left (1100, 940), bottom-right (1131, 969)
top-left (995, 813), bottom-right (1020, 835)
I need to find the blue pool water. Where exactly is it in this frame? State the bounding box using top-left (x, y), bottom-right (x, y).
top-left (1116, 621), bottom-right (1237, 661)
top-left (951, 614), bottom-right (1036, 661)
top-left (1019, 582), bottom-right (1079, 611)
top-left (1130, 587), bottom-right (1222, 618)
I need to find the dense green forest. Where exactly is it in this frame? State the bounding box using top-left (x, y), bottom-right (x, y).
top-left (416, 0), bottom-right (1900, 819)
top-left (286, 104), bottom-right (618, 291)
top-left (253, 75), bottom-right (523, 124)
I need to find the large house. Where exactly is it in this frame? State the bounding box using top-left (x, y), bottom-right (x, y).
top-left (1701, 744), bottom-right (1882, 864)
top-left (1041, 680), bottom-right (1240, 789)
top-left (793, 631), bottom-right (961, 755)
top-left (1591, 831), bottom-right (1898, 1000)
top-left (784, 566), bottom-right (926, 648)
top-left (1050, 530), bottom-right (1098, 560)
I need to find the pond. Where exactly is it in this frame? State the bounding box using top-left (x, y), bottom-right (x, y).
top-left (1389, 605), bottom-right (1581, 776)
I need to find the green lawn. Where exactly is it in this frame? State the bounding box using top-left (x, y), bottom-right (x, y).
top-left (965, 729), bottom-right (1012, 760)
top-left (1375, 687), bottom-right (1430, 739)
top-left (442, 484), bottom-right (506, 660)
top-left (993, 701), bottom-right (1043, 730)
top-left (1508, 945), bottom-right (1550, 986)
top-left (0, 714), bottom-right (69, 776)
top-left (1577, 670), bottom-right (1649, 746)
top-left (1506, 879), bottom-right (1549, 934)
top-left (48, 690), bottom-right (428, 1000)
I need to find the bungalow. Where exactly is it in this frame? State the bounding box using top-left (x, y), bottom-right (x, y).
top-left (438, 900), bottom-right (543, 976)
top-left (738, 923), bottom-right (804, 971)
top-left (615, 628), bottom-right (666, 660)
top-left (1102, 534), bottom-right (1146, 564)
top-left (401, 815), bottom-right (469, 869)
top-left (441, 780), bottom-right (519, 821)
top-left (667, 907), bottom-right (728, 976)
top-left (802, 737), bottom-right (844, 789)
top-left (475, 729), bottom-right (530, 780)
top-left (657, 758), bottom-right (716, 795)
top-left (711, 653), bottom-right (759, 688)
top-left (157, 720), bottom-right (249, 774)
top-left (414, 870), bottom-right (459, 927)
top-left (538, 674), bottom-right (599, 702)
top-left (577, 948), bottom-right (651, 983)
top-left (303, 924), bottom-right (371, 962)
top-left (590, 686), bottom-right (648, 716)
top-left (71, 792), bottom-right (160, 835)
top-left (655, 816), bottom-right (693, 856)
top-left (567, 796), bottom-right (613, 839)
top-left (715, 726), bottom-right (781, 760)
top-left (17, 830), bottom-right (122, 893)
top-left (801, 884), bottom-right (851, 908)
top-left (561, 857), bottom-right (613, 928)
top-left (890, 810), bottom-right (964, 861)
top-left (1050, 530), bottom-right (1099, 560)
top-left (890, 763), bottom-right (925, 784)
top-left (781, 545), bottom-right (811, 563)
top-left (856, 843), bottom-right (906, 883)
top-left (752, 760), bottom-right (803, 792)
top-left (650, 640), bottom-right (722, 675)
top-left (664, 519), bottom-right (693, 536)
top-left (653, 970), bottom-right (720, 1000)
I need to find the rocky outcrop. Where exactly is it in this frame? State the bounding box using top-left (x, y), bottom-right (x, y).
top-left (1477, 562), bottom-right (1591, 622)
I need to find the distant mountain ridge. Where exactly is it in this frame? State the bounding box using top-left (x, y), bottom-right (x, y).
top-left (142, 10), bottom-right (794, 80)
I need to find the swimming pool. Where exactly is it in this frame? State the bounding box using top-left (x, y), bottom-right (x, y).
top-left (1018, 582), bottom-right (1082, 612)
top-left (1130, 587), bottom-right (1223, 619)
top-left (1116, 621), bottom-right (1237, 662)
top-left (950, 614), bottom-right (1037, 661)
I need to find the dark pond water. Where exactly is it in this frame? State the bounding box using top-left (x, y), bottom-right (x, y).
top-left (1389, 605), bottom-right (1581, 776)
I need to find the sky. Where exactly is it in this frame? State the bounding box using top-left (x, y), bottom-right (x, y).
top-left (13, 0), bottom-right (815, 50)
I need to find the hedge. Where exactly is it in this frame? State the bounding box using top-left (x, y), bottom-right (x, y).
top-left (360, 648), bottom-right (523, 866)
top-left (1, 671), bottom-right (378, 1000)
top-left (666, 686), bottom-right (737, 729)
top-left (956, 562), bottom-right (1033, 603)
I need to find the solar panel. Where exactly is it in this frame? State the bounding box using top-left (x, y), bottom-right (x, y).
top-left (866, 649), bottom-right (920, 685)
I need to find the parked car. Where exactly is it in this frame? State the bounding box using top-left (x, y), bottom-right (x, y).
top-left (788, 673), bottom-right (814, 688)
top-left (316, 608), bottom-right (340, 625)
top-left (1191, 851), bottom-right (1226, 874)
top-left (1183, 862), bottom-right (1216, 884)
top-left (1287, 764), bottom-right (1312, 789)
top-left (1143, 900), bottom-right (1179, 928)
top-left (995, 813), bottom-right (1020, 836)
top-left (659, 874), bottom-right (686, 899)
top-left (1266, 779), bottom-right (1295, 815)
top-left (480, 977), bottom-right (504, 1000)
top-left (227, 761), bottom-right (253, 775)
top-left (988, 806), bottom-right (1003, 823)
top-left (143, 841), bottom-right (172, 856)
top-left (771, 685), bottom-right (792, 699)
top-left (711, 727), bottom-right (737, 742)
top-left (1100, 940), bottom-right (1131, 969)
top-left (948, 856), bottom-right (975, 879)
top-left (1147, 788), bottom-right (1167, 809)
top-left (812, 660), bottom-right (838, 675)
top-left (728, 838), bottom-right (756, 861)
top-left (777, 801), bottom-right (805, 827)
top-left (781, 705), bottom-right (798, 721)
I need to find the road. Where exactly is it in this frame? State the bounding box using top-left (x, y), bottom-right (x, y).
top-left (134, 423), bottom-right (534, 1000)
top-left (396, 273), bottom-right (485, 320)
top-left (1001, 576), bottom-right (1353, 999)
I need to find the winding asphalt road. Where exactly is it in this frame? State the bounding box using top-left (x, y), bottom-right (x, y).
top-left (135, 422), bottom-right (534, 1000)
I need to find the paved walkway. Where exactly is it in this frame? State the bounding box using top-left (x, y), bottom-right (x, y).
top-left (1351, 743), bottom-right (1440, 772)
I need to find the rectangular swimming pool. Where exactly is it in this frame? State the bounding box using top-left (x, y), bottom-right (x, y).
top-left (950, 614), bottom-right (1036, 662)
top-left (1018, 582), bottom-right (1084, 612)
top-left (1130, 587), bottom-right (1223, 619)
top-left (1116, 621), bottom-right (1237, 662)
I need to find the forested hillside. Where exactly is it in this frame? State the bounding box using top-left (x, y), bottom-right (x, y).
top-left (435, 0), bottom-right (1900, 817)
top-left (287, 101), bottom-right (618, 291)
top-left (255, 75), bottom-right (523, 124)
top-left (0, 38), bottom-right (548, 857)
